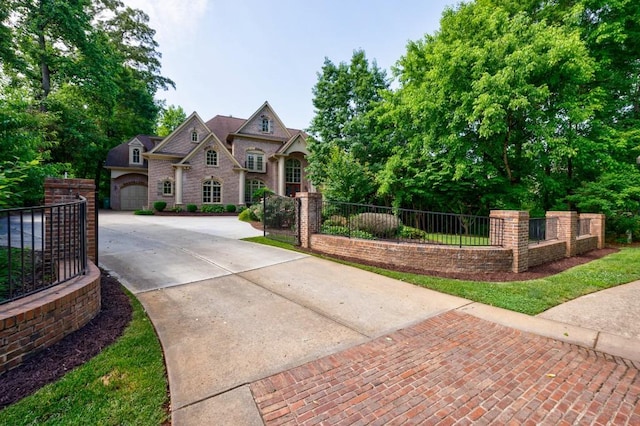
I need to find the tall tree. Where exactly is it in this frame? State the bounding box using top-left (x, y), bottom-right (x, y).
top-left (307, 50), bottom-right (389, 192)
top-left (156, 104), bottom-right (187, 137)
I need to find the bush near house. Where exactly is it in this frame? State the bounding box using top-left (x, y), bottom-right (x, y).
top-left (153, 201), bottom-right (167, 212)
top-left (352, 213), bottom-right (402, 238)
top-left (186, 204), bottom-right (198, 212)
top-left (225, 204), bottom-right (237, 213)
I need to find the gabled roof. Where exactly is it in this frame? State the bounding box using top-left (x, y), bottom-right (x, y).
top-left (149, 112), bottom-right (209, 155)
top-left (233, 101), bottom-right (292, 139)
top-left (277, 133), bottom-right (309, 156)
top-left (105, 135), bottom-right (160, 168)
top-left (178, 133), bottom-right (243, 168)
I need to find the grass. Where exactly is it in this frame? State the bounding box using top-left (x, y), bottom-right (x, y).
top-left (244, 236), bottom-right (640, 316)
top-left (0, 286), bottom-right (169, 425)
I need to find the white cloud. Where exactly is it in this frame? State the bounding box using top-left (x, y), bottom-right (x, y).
top-left (120, 0), bottom-right (208, 50)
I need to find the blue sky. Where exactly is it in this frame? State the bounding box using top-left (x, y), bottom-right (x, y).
top-left (122, 1), bottom-right (455, 130)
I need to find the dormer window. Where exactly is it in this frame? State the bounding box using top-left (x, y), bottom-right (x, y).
top-left (261, 117), bottom-right (271, 133)
top-left (128, 141), bottom-right (144, 165)
top-left (191, 130), bottom-right (199, 142)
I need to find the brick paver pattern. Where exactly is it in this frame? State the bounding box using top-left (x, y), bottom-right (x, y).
top-left (251, 311), bottom-right (640, 425)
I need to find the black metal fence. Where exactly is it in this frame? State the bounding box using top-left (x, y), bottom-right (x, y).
top-left (263, 195), bottom-right (300, 245)
top-left (0, 198), bottom-right (88, 305)
top-left (529, 217), bottom-right (559, 243)
top-left (319, 201), bottom-right (503, 247)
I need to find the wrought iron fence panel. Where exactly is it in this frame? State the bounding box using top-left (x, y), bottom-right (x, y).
top-left (319, 201), bottom-right (503, 247)
top-left (263, 195), bottom-right (300, 245)
top-left (0, 198), bottom-right (88, 305)
top-left (529, 217), bottom-right (559, 243)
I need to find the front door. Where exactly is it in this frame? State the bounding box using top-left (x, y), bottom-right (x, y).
top-left (285, 183), bottom-right (300, 197)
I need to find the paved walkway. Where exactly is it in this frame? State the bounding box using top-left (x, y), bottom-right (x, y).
top-left (98, 211), bottom-right (640, 425)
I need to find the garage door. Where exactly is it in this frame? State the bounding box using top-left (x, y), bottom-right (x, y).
top-left (120, 185), bottom-right (148, 210)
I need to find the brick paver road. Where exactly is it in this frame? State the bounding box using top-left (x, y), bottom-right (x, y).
top-left (252, 311), bottom-right (640, 425)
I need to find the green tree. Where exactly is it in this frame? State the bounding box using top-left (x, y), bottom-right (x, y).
top-left (307, 50), bottom-right (389, 189)
top-left (380, 1), bottom-right (600, 214)
top-left (322, 145), bottom-right (375, 204)
top-left (156, 104), bottom-right (187, 137)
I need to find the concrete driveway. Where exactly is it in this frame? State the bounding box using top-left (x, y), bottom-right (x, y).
top-left (99, 211), bottom-right (640, 425)
top-left (98, 211), bottom-right (470, 424)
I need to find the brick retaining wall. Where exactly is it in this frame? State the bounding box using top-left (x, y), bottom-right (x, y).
top-left (311, 234), bottom-right (513, 274)
top-left (576, 235), bottom-right (598, 255)
top-left (0, 262), bottom-right (101, 374)
top-left (528, 241), bottom-right (567, 268)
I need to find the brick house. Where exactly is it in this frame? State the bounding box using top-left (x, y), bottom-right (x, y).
top-left (105, 101), bottom-right (311, 210)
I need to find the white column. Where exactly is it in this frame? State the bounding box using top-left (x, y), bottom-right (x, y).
top-left (238, 170), bottom-right (246, 204)
top-left (278, 156), bottom-right (286, 196)
top-left (175, 167), bottom-right (183, 205)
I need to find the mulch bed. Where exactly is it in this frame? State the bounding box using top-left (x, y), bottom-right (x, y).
top-left (0, 270), bottom-right (132, 409)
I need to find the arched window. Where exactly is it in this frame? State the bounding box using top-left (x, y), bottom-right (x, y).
top-left (206, 149), bottom-right (218, 166)
top-left (132, 148), bottom-right (141, 164)
top-left (191, 130), bottom-right (199, 142)
top-left (202, 180), bottom-right (221, 203)
top-left (245, 179), bottom-right (265, 203)
top-left (286, 158), bottom-right (301, 183)
top-left (162, 180), bottom-right (173, 196)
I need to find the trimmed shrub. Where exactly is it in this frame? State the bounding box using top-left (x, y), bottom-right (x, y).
top-left (324, 215), bottom-right (347, 227)
top-left (238, 208), bottom-right (254, 222)
top-left (186, 204), bottom-right (198, 213)
top-left (320, 224), bottom-right (375, 240)
top-left (352, 213), bottom-right (402, 238)
top-left (237, 206), bottom-right (247, 213)
top-left (171, 205), bottom-right (183, 213)
top-left (134, 209), bottom-right (154, 215)
top-left (399, 225), bottom-right (429, 240)
top-left (153, 201), bottom-right (167, 212)
top-left (225, 204), bottom-right (237, 213)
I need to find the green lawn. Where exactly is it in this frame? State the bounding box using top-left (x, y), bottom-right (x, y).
top-left (245, 236), bottom-right (640, 316)
top-left (0, 287), bottom-right (169, 425)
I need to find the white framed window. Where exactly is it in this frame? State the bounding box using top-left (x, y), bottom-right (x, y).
top-left (132, 148), bottom-right (141, 164)
top-left (202, 179), bottom-right (221, 203)
top-left (157, 180), bottom-right (173, 196)
top-left (206, 149), bottom-right (218, 166)
top-left (246, 151), bottom-right (265, 173)
top-left (261, 117), bottom-right (270, 133)
top-left (191, 130), bottom-right (199, 142)
top-left (245, 179), bottom-right (265, 203)
top-left (286, 158), bottom-right (301, 183)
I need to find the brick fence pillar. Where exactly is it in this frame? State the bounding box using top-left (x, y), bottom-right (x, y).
top-left (547, 211), bottom-right (577, 257)
top-left (490, 210), bottom-right (529, 273)
top-left (579, 213), bottom-right (605, 249)
top-left (297, 192), bottom-right (323, 249)
top-left (44, 178), bottom-right (97, 263)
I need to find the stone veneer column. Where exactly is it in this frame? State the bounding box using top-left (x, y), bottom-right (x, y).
top-left (578, 213), bottom-right (605, 249)
top-left (44, 178), bottom-right (96, 263)
top-left (296, 192), bottom-right (323, 249)
top-left (490, 210), bottom-right (529, 273)
top-left (547, 211), bottom-right (578, 257)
